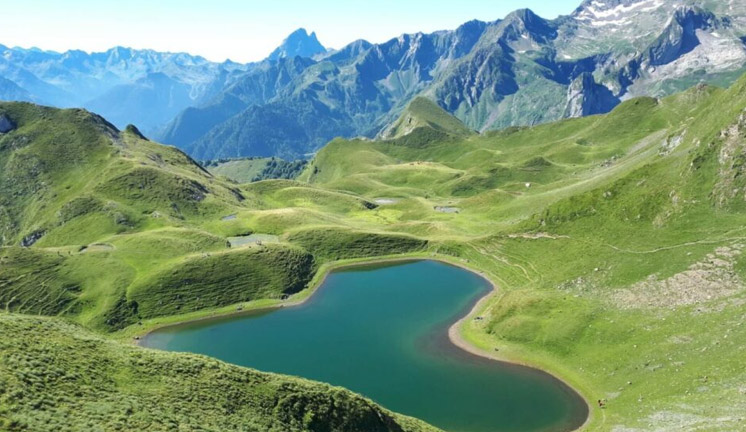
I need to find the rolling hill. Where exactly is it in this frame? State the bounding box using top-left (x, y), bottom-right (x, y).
top-left (3, 70), bottom-right (746, 430)
top-left (0, 314), bottom-right (436, 432)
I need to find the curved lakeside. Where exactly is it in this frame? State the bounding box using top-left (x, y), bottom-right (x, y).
top-left (141, 260), bottom-right (589, 432)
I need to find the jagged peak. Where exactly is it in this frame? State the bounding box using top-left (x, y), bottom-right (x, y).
top-left (506, 8), bottom-right (542, 23)
top-left (456, 19), bottom-right (488, 32)
top-left (670, 5), bottom-right (719, 27)
top-left (499, 8), bottom-right (556, 41)
top-left (643, 5), bottom-right (724, 67)
top-left (267, 28), bottom-right (326, 61)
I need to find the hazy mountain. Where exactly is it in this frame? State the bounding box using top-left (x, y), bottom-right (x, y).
top-left (0, 45), bottom-right (249, 134)
top-left (267, 28), bottom-right (327, 61)
top-left (0, 76), bottom-right (34, 102)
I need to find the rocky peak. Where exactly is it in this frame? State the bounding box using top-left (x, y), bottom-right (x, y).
top-left (671, 6), bottom-right (719, 29)
top-left (446, 20), bottom-right (488, 58)
top-left (267, 28), bottom-right (326, 61)
top-left (323, 40), bottom-right (373, 63)
top-left (502, 9), bottom-right (557, 43)
top-left (647, 6), bottom-right (720, 66)
top-left (107, 46), bottom-right (134, 61)
top-left (125, 124), bottom-right (147, 140)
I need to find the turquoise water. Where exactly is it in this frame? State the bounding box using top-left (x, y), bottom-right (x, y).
top-left (142, 260), bottom-right (587, 432)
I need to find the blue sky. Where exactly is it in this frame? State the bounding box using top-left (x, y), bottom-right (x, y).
top-left (0, 0), bottom-right (582, 63)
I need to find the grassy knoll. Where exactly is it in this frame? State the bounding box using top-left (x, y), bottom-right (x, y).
top-left (0, 314), bottom-right (437, 432)
top-left (3, 75), bottom-right (746, 430)
top-left (129, 243), bottom-right (315, 320)
top-left (286, 227), bottom-right (427, 260)
top-left (205, 157), bottom-right (307, 183)
top-left (379, 97), bottom-right (475, 139)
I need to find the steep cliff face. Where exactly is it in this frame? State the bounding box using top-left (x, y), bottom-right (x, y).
top-left (647, 7), bottom-right (720, 67)
top-left (564, 72), bottom-right (621, 118)
top-left (616, 6), bottom-right (746, 99)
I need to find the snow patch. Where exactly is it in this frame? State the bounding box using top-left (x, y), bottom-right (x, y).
top-left (576, 0), bottom-right (665, 26)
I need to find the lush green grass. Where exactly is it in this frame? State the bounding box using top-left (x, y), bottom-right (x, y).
top-left (294, 78), bottom-right (746, 430)
top-left (4, 76), bottom-right (746, 431)
top-left (286, 227), bottom-right (428, 261)
top-left (205, 157), bottom-right (308, 183)
top-left (379, 97), bottom-right (475, 139)
top-left (0, 313), bottom-right (438, 432)
top-left (129, 243), bottom-right (315, 320)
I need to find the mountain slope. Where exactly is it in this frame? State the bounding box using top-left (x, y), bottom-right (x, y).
top-left (0, 314), bottom-right (438, 432)
top-left (161, 0), bottom-right (746, 159)
top-left (158, 56), bottom-right (317, 154)
top-left (299, 74), bottom-right (746, 431)
top-left (0, 101), bottom-right (245, 248)
top-left (0, 101), bottom-right (261, 330)
top-left (0, 101), bottom-right (425, 332)
top-left (378, 96), bottom-right (474, 139)
top-left (0, 76), bottom-right (34, 102)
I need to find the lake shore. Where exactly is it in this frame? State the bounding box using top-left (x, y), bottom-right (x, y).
top-left (133, 253), bottom-right (592, 431)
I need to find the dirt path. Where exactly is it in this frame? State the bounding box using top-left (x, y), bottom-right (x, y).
top-left (601, 237), bottom-right (746, 255)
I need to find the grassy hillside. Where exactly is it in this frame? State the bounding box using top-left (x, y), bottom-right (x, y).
top-left (4, 74), bottom-right (746, 431)
top-left (205, 157), bottom-right (307, 183)
top-left (297, 78), bottom-right (746, 430)
top-left (378, 97), bottom-right (475, 139)
top-left (0, 314), bottom-right (437, 432)
top-left (129, 243), bottom-right (315, 319)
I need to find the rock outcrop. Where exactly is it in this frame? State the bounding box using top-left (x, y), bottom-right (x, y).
top-left (0, 114), bottom-right (15, 133)
top-left (564, 73), bottom-right (620, 118)
top-left (647, 7), bottom-right (719, 66)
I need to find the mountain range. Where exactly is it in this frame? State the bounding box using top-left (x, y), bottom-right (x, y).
top-left (1, 0), bottom-right (746, 160)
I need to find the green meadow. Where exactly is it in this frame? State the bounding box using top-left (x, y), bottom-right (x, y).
top-left (3, 75), bottom-right (746, 430)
